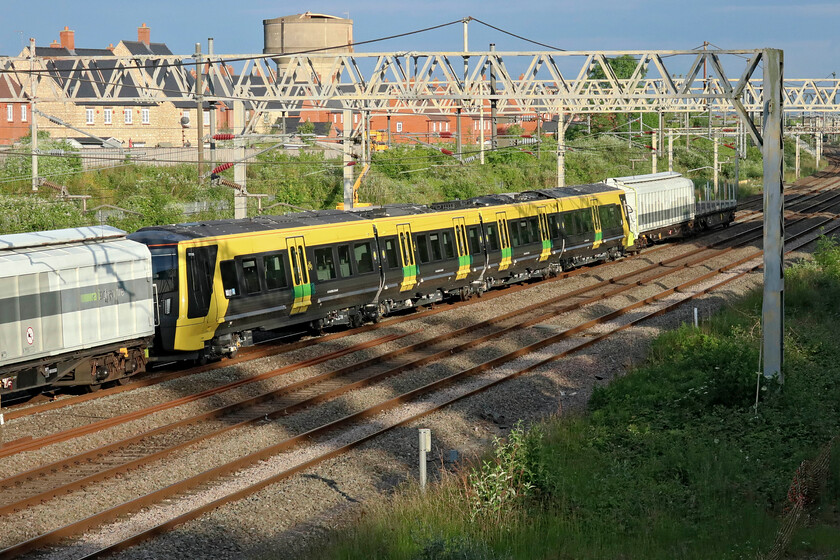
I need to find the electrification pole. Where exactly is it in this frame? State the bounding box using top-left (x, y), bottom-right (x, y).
top-left (557, 109), bottom-right (565, 188)
top-left (195, 43), bottom-right (204, 180)
top-left (762, 48), bottom-right (785, 383)
top-left (233, 100), bottom-right (247, 219)
top-left (208, 37), bottom-right (216, 168)
top-left (489, 43), bottom-right (497, 151)
top-left (30, 38), bottom-right (38, 192)
top-left (343, 109), bottom-right (353, 209)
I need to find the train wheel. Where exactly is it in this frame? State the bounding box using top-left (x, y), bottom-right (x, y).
top-left (86, 383), bottom-right (102, 393)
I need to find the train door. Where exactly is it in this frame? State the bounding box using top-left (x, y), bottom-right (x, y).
top-left (396, 224), bottom-right (417, 292)
top-left (590, 197), bottom-right (603, 249)
top-left (286, 236), bottom-right (313, 315)
top-left (536, 206), bottom-right (552, 261)
top-left (496, 212), bottom-right (512, 271)
top-left (452, 217), bottom-right (470, 280)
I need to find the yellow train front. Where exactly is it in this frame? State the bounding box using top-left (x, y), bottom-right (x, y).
top-left (128, 184), bottom-right (631, 362)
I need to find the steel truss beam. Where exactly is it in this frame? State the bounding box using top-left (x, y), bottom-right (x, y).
top-left (0, 49), bottom-right (835, 115)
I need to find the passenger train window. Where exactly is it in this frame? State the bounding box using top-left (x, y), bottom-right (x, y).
top-left (338, 245), bottom-right (353, 276)
top-left (220, 260), bottom-right (238, 297)
top-left (314, 247), bottom-right (337, 281)
top-left (354, 242), bottom-right (374, 274)
top-left (416, 234), bottom-right (430, 264)
top-left (468, 227), bottom-right (481, 254)
top-left (562, 214), bottom-right (576, 235)
top-left (429, 232), bottom-right (443, 261)
top-left (485, 224), bottom-right (500, 251)
top-left (579, 209), bottom-right (594, 232)
top-left (264, 254), bottom-right (288, 289)
top-left (381, 239), bottom-right (399, 270)
top-left (528, 218), bottom-right (541, 242)
top-left (441, 231), bottom-right (456, 259)
top-left (518, 220), bottom-right (531, 245)
top-left (548, 215), bottom-right (562, 239)
top-left (241, 258), bottom-right (262, 295)
top-left (509, 220), bottom-right (521, 247)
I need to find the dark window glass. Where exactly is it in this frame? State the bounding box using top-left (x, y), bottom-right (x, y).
top-left (580, 209), bottom-right (594, 232)
top-left (242, 258), bottom-right (262, 295)
top-left (485, 224), bottom-right (500, 251)
top-left (468, 227), bottom-right (481, 254)
top-left (519, 220), bottom-right (531, 245)
top-left (185, 245), bottom-right (217, 318)
top-left (338, 245), bottom-right (352, 276)
top-left (528, 217), bottom-right (541, 242)
top-left (354, 242), bottom-right (374, 273)
top-left (500, 221), bottom-right (509, 248)
top-left (314, 247), bottom-right (337, 281)
top-left (289, 247), bottom-right (302, 285)
top-left (264, 254), bottom-right (288, 289)
top-left (429, 232), bottom-right (443, 260)
top-left (297, 246), bottom-right (309, 283)
top-left (548, 215), bottom-right (561, 239)
top-left (562, 213), bottom-right (575, 235)
top-left (441, 230), bottom-right (456, 259)
top-left (150, 247), bottom-right (178, 293)
top-left (220, 260), bottom-right (238, 298)
top-left (510, 220), bottom-right (522, 247)
top-left (416, 234), bottom-right (430, 263)
top-left (453, 226), bottom-right (464, 255)
top-left (383, 238), bottom-right (399, 269)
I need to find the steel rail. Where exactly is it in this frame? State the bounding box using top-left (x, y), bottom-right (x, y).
top-left (14, 197), bottom-right (840, 560)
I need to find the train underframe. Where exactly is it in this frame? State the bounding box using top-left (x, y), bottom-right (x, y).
top-left (0, 337), bottom-right (152, 396)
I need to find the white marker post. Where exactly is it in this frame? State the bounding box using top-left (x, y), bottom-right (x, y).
top-left (418, 428), bottom-right (431, 491)
top-left (694, 307), bottom-right (699, 328)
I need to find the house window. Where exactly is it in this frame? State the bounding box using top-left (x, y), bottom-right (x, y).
top-left (21, 105), bottom-right (27, 122)
top-left (445, 122), bottom-right (449, 132)
top-left (103, 108), bottom-right (112, 125)
top-left (124, 108), bottom-right (133, 124)
top-left (85, 108), bottom-right (94, 125)
top-left (7, 105), bottom-right (13, 122)
top-left (396, 122), bottom-right (403, 133)
top-left (141, 108), bottom-right (150, 124)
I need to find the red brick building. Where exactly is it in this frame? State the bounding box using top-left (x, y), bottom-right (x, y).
top-left (0, 76), bottom-right (29, 145)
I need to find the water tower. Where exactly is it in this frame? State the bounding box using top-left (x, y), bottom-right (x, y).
top-left (263, 12), bottom-right (353, 82)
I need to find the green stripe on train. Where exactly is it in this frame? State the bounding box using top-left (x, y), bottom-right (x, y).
top-left (501, 247), bottom-right (512, 259)
top-left (458, 255), bottom-right (471, 268)
top-left (402, 264), bottom-right (417, 278)
top-left (293, 283), bottom-right (314, 299)
top-left (595, 231), bottom-right (603, 243)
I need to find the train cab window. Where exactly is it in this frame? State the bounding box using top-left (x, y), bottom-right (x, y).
top-left (220, 260), bottom-right (238, 298)
top-left (429, 232), bottom-right (443, 261)
top-left (528, 218), bottom-right (541, 242)
top-left (468, 227), bottom-right (482, 254)
top-left (314, 247), bottom-right (337, 281)
top-left (441, 231), bottom-right (456, 259)
top-left (354, 242), bottom-right (374, 274)
top-left (548, 215), bottom-right (562, 239)
top-left (150, 246), bottom-right (179, 294)
top-left (381, 239), bottom-right (399, 270)
top-left (264, 254), bottom-right (288, 290)
top-left (485, 224), bottom-right (500, 251)
top-left (415, 234), bottom-right (430, 264)
top-left (599, 205), bottom-right (623, 230)
top-left (241, 258), bottom-right (262, 295)
top-left (337, 245), bottom-right (353, 276)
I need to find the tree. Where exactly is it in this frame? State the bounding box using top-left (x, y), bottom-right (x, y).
top-left (587, 55), bottom-right (647, 135)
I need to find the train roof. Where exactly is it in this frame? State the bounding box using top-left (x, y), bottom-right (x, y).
top-left (0, 225), bottom-right (127, 252)
top-left (520, 183), bottom-right (622, 201)
top-left (133, 209), bottom-right (372, 241)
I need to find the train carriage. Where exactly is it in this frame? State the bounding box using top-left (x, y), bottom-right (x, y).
top-left (0, 226), bottom-right (154, 395)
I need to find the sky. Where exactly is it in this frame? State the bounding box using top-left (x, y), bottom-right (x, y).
top-left (0, 0), bottom-right (836, 79)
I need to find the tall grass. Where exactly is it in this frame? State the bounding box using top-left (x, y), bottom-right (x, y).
top-left (313, 237), bottom-right (840, 560)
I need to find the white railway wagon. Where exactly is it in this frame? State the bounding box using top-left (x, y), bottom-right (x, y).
top-left (605, 172), bottom-right (695, 243)
top-left (0, 226), bottom-right (155, 395)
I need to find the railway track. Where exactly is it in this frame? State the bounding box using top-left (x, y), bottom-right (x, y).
top-left (0, 160), bottom-right (839, 557)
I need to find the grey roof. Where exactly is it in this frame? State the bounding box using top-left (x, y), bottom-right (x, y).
top-left (120, 41), bottom-right (173, 56)
top-left (0, 225), bottom-right (125, 251)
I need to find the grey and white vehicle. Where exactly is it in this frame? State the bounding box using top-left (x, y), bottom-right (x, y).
top-left (0, 226), bottom-right (155, 396)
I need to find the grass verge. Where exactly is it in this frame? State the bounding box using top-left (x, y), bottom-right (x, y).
top-left (313, 236), bottom-right (840, 560)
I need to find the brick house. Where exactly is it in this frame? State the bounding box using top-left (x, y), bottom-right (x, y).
top-left (0, 74), bottom-right (29, 145)
top-left (14, 25), bottom-right (210, 148)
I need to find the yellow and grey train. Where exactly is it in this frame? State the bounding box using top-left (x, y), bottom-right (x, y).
top-left (127, 182), bottom-right (633, 362)
top-left (0, 172), bottom-right (735, 394)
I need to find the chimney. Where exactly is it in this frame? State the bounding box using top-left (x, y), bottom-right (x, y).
top-left (107, 43), bottom-right (115, 52)
top-left (50, 39), bottom-right (61, 49)
top-left (60, 26), bottom-right (75, 51)
top-left (138, 23), bottom-right (150, 45)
